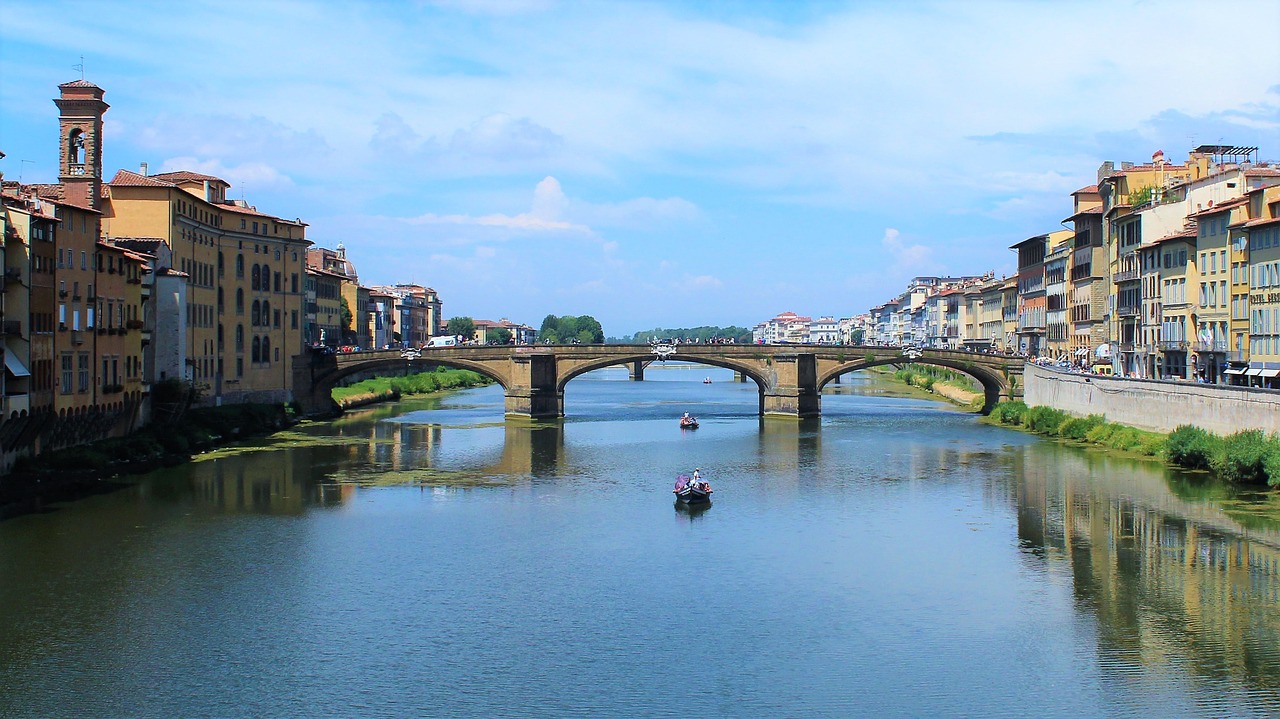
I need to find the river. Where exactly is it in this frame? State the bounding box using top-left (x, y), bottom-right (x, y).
top-left (2, 364), bottom-right (1278, 718)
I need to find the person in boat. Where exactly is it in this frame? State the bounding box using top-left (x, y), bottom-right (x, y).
top-left (691, 468), bottom-right (703, 490)
top-left (683, 412), bottom-right (690, 419)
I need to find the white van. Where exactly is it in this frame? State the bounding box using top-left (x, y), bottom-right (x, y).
top-left (425, 336), bottom-right (459, 348)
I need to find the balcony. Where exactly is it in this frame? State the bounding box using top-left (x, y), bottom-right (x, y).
top-left (1193, 341), bottom-right (1229, 353)
top-left (1159, 340), bottom-right (1187, 351)
top-left (1113, 268), bottom-right (1140, 282)
top-left (5, 267), bottom-right (22, 282)
top-left (2, 321), bottom-right (22, 337)
top-left (71, 330), bottom-right (84, 345)
top-left (126, 319), bottom-right (144, 330)
top-left (1117, 304), bottom-right (1141, 317)
top-left (59, 289), bottom-right (69, 298)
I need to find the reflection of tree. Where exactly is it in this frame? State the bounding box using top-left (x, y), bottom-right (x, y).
top-left (1012, 445), bottom-right (1280, 696)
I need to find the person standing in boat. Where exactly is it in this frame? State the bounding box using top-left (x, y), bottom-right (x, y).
top-left (692, 468), bottom-right (702, 488)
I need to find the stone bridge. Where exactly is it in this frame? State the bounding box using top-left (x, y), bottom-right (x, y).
top-left (292, 344), bottom-right (1024, 419)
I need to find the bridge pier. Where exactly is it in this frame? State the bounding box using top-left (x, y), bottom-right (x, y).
top-left (762, 353), bottom-right (820, 418)
top-left (504, 353), bottom-right (563, 419)
top-left (628, 360), bottom-right (646, 381)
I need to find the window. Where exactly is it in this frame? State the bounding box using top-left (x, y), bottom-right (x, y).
top-left (262, 337), bottom-right (271, 365)
top-left (79, 354), bottom-right (90, 392)
top-left (236, 325), bottom-right (244, 352)
top-left (236, 255), bottom-right (244, 278)
top-left (236, 289), bottom-right (244, 315)
top-left (251, 265), bottom-right (260, 291)
top-left (252, 336), bottom-right (261, 363)
top-left (61, 354), bottom-right (73, 394)
top-left (251, 300), bottom-right (261, 326)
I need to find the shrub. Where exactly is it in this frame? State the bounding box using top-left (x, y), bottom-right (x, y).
top-left (1264, 443), bottom-right (1280, 487)
top-left (988, 401), bottom-right (1027, 425)
top-left (1211, 430), bottom-right (1274, 484)
top-left (1059, 415), bottom-right (1104, 441)
top-left (1166, 425), bottom-right (1219, 470)
top-left (1024, 406), bottom-right (1068, 435)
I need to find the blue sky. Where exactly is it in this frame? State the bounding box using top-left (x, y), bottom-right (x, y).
top-left (2, 0), bottom-right (1278, 336)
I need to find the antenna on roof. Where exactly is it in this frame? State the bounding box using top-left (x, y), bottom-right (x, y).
top-left (72, 56), bottom-right (85, 81)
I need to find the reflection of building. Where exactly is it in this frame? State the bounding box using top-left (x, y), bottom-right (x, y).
top-left (1012, 445), bottom-right (1280, 693)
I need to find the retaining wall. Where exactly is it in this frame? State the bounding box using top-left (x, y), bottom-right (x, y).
top-left (1022, 363), bottom-right (1280, 435)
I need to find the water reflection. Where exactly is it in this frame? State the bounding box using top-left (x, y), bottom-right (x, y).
top-left (1011, 444), bottom-right (1280, 698)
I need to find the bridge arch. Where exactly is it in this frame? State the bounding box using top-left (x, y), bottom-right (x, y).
top-left (555, 354), bottom-right (770, 394)
top-left (816, 357), bottom-right (1010, 413)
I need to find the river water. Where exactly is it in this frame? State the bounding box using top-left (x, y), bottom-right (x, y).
top-left (2, 365), bottom-right (1278, 718)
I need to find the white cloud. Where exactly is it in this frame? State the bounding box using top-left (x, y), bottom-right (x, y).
top-left (881, 228), bottom-right (938, 277)
top-left (160, 156), bottom-right (294, 190)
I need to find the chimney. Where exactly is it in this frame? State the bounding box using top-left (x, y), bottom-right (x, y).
top-left (140, 162), bottom-right (148, 176)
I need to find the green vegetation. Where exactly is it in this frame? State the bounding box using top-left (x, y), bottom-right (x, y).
top-left (851, 329), bottom-right (864, 345)
top-left (340, 296), bottom-right (354, 339)
top-left (615, 325), bottom-right (752, 344)
top-left (490, 327), bottom-right (512, 345)
top-left (539, 314), bottom-right (604, 344)
top-left (446, 316), bottom-right (476, 341)
top-left (987, 402), bottom-right (1280, 486)
top-left (889, 365), bottom-right (984, 411)
top-left (332, 367), bottom-right (492, 408)
top-left (1127, 184), bottom-right (1155, 207)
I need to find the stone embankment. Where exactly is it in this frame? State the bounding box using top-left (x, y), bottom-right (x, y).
top-left (1022, 364), bottom-right (1280, 435)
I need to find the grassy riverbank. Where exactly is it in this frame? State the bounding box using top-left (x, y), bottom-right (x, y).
top-left (332, 367), bottom-right (493, 408)
top-left (985, 400), bottom-right (1280, 487)
top-left (870, 365), bottom-right (984, 411)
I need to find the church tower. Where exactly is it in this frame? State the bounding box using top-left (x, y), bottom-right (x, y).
top-left (53, 80), bottom-right (109, 210)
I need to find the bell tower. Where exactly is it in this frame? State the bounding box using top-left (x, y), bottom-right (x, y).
top-left (53, 79), bottom-right (109, 210)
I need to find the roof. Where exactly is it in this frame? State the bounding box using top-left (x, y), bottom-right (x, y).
top-left (109, 169), bottom-right (177, 188)
top-left (1187, 197), bottom-right (1249, 218)
top-left (1239, 216), bottom-right (1280, 230)
top-left (150, 170), bottom-right (228, 185)
top-left (1062, 205), bottom-right (1103, 223)
top-left (59, 79), bottom-right (103, 89)
top-left (1072, 185), bottom-right (1098, 195)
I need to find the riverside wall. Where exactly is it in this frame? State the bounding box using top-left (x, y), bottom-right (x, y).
top-left (1022, 363), bottom-right (1280, 435)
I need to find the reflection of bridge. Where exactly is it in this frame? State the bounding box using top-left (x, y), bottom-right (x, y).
top-left (292, 345), bottom-right (1024, 418)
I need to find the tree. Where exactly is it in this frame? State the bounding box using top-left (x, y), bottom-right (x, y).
top-left (446, 316), bottom-right (476, 341)
top-left (339, 296), bottom-right (354, 343)
top-left (851, 329), bottom-right (865, 345)
top-left (491, 327), bottom-right (512, 345)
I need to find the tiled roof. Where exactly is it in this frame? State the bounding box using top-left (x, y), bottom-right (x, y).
top-left (1072, 185), bottom-right (1098, 195)
top-left (1062, 205), bottom-right (1103, 223)
top-left (1242, 216), bottom-right (1280, 229)
top-left (1244, 167), bottom-right (1280, 177)
top-left (109, 169), bottom-right (177, 187)
top-left (151, 170), bottom-right (228, 184)
top-left (1187, 197), bottom-right (1249, 217)
top-left (59, 79), bottom-right (102, 89)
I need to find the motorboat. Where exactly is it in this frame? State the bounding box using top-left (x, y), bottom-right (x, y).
top-left (680, 416), bottom-right (699, 429)
top-left (673, 474), bottom-right (712, 504)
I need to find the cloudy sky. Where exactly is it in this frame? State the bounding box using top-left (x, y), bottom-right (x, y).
top-left (2, 0), bottom-right (1277, 336)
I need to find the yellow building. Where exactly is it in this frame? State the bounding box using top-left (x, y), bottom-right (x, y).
top-left (103, 171), bottom-right (309, 404)
top-left (1063, 186), bottom-right (1106, 356)
top-left (1153, 228), bottom-right (1196, 379)
top-left (1241, 185), bottom-right (1280, 388)
top-left (1186, 199), bottom-right (1249, 381)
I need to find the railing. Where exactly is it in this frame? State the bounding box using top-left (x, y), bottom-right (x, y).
top-left (1117, 304), bottom-right (1140, 317)
top-left (126, 319), bottom-right (144, 330)
top-left (71, 330), bottom-right (84, 345)
top-left (1193, 341), bottom-right (1229, 353)
top-left (1113, 268), bottom-right (1140, 282)
top-left (4, 267), bottom-right (22, 281)
top-left (1158, 340), bottom-right (1187, 351)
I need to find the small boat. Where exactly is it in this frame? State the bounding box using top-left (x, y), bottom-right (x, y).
top-left (673, 474), bottom-right (712, 503)
top-left (703, 377), bottom-right (712, 384)
top-left (680, 416), bottom-right (699, 429)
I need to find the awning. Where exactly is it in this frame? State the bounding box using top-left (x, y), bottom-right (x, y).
top-left (1246, 368), bottom-right (1265, 376)
top-left (4, 351), bottom-right (31, 378)
top-left (1075, 348), bottom-right (1089, 356)
top-left (1260, 369), bottom-right (1280, 378)
top-left (1223, 368), bottom-right (1246, 375)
